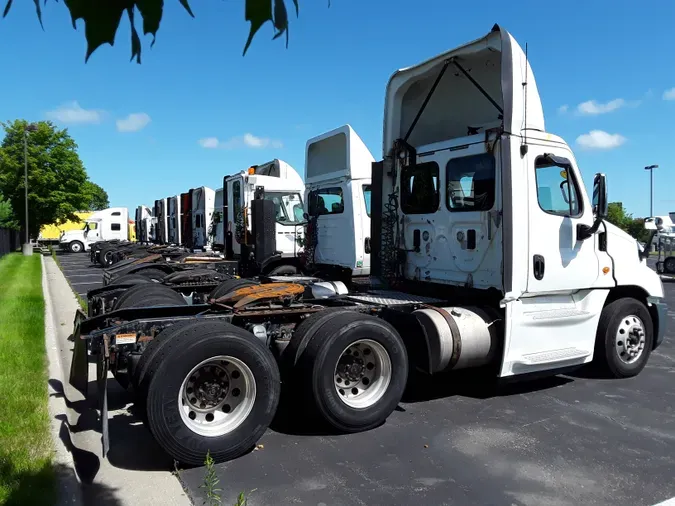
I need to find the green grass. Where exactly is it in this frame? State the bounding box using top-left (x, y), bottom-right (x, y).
top-left (50, 248), bottom-right (88, 313)
top-left (0, 253), bottom-right (56, 506)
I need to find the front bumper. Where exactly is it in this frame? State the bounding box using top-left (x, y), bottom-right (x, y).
top-left (651, 299), bottom-right (668, 349)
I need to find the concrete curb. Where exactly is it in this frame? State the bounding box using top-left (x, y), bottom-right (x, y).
top-left (42, 254), bottom-right (85, 506)
top-left (44, 253), bottom-right (193, 506)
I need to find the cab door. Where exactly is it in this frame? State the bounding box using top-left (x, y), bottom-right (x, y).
top-left (500, 143), bottom-right (608, 377)
top-left (308, 183), bottom-right (354, 269)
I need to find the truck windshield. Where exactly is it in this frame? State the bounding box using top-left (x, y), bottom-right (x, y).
top-left (265, 192), bottom-right (305, 225)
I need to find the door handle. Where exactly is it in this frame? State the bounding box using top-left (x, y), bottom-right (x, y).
top-left (533, 254), bottom-right (545, 280)
top-left (364, 237), bottom-right (371, 254)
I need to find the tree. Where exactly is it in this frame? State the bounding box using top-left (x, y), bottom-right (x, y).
top-left (0, 120), bottom-right (91, 237)
top-left (606, 202), bottom-right (629, 229)
top-left (2, 0), bottom-right (302, 63)
top-left (606, 202), bottom-right (649, 242)
top-left (83, 181), bottom-right (110, 211)
top-left (0, 193), bottom-right (18, 230)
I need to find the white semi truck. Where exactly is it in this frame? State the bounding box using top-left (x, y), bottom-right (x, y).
top-left (167, 195), bottom-right (182, 246)
top-left (135, 205), bottom-right (154, 243)
top-left (152, 198), bottom-right (169, 245)
top-left (191, 186), bottom-right (216, 250)
top-left (645, 214), bottom-right (675, 275)
top-left (59, 207), bottom-right (130, 253)
top-left (304, 125), bottom-right (374, 281)
top-left (72, 25), bottom-right (667, 467)
top-left (223, 159), bottom-right (306, 274)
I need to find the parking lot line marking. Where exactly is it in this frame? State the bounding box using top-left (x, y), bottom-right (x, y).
top-left (653, 497), bottom-right (675, 506)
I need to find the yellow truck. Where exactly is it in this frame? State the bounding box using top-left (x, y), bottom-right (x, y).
top-left (38, 212), bottom-right (93, 244)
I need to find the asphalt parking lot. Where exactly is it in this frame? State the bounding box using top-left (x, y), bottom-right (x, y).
top-left (54, 250), bottom-right (103, 298)
top-left (55, 251), bottom-right (675, 506)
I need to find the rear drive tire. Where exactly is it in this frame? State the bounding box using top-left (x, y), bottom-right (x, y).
top-left (131, 267), bottom-right (168, 282)
top-left (99, 247), bottom-right (116, 267)
top-left (209, 278), bottom-right (260, 300)
top-left (110, 274), bottom-right (154, 286)
top-left (297, 312), bottom-right (408, 433)
top-left (594, 297), bottom-right (653, 378)
top-left (267, 264), bottom-right (299, 276)
top-left (143, 321), bottom-right (280, 465)
top-left (113, 283), bottom-right (187, 311)
top-left (69, 241), bottom-right (84, 253)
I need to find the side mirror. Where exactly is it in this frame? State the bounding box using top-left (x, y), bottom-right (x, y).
top-left (592, 173), bottom-right (608, 218)
top-left (578, 173), bottom-right (608, 241)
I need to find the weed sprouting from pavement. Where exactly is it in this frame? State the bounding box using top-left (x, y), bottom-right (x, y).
top-left (201, 451), bottom-right (222, 505)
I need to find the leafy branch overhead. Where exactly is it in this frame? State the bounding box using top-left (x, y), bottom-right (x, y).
top-left (2, 0), bottom-right (300, 63)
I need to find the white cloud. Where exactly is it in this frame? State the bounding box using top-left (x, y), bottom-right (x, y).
top-left (199, 137), bottom-right (220, 148)
top-left (557, 104), bottom-right (569, 114)
top-left (576, 98), bottom-right (626, 115)
top-left (576, 130), bottom-right (626, 150)
top-left (45, 101), bottom-right (104, 124)
top-left (663, 87), bottom-right (675, 101)
top-left (116, 113), bottom-right (151, 132)
top-left (198, 133), bottom-right (283, 150)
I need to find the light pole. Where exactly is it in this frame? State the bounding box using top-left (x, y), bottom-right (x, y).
top-left (22, 122), bottom-right (38, 256)
top-left (644, 164), bottom-right (658, 218)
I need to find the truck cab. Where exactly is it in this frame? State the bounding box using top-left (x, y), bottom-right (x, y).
top-left (304, 125), bottom-right (374, 281)
top-left (59, 207), bottom-right (129, 252)
top-left (213, 187), bottom-right (225, 251)
top-left (192, 186), bottom-right (216, 251)
top-left (153, 198), bottom-right (169, 245)
top-left (134, 205), bottom-right (153, 243)
top-left (372, 23), bottom-right (666, 378)
top-left (223, 159), bottom-right (305, 274)
top-left (167, 196), bottom-right (182, 246)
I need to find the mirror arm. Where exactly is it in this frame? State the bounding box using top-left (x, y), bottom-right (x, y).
top-left (577, 217), bottom-right (603, 241)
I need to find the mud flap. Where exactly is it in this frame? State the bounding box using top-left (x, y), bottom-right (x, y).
top-left (96, 340), bottom-right (110, 458)
top-left (68, 310), bottom-right (89, 397)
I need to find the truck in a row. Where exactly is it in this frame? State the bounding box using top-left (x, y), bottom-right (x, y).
top-left (88, 125), bottom-right (376, 284)
top-left (69, 25), bottom-right (667, 469)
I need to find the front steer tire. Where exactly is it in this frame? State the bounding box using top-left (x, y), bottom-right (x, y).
top-left (143, 322), bottom-right (280, 466)
top-left (593, 297), bottom-right (654, 379)
top-left (296, 312), bottom-right (408, 433)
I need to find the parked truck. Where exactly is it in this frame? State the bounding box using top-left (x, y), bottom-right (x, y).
top-left (70, 24), bottom-right (667, 468)
top-left (59, 207), bottom-right (130, 253)
top-left (223, 159), bottom-right (306, 274)
top-left (645, 214), bottom-right (675, 275)
top-left (135, 205), bottom-right (155, 243)
top-left (38, 212), bottom-right (93, 246)
top-left (303, 125), bottom-right (374, 283)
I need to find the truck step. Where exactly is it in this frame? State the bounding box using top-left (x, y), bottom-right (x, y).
top-left (347, 290), bottom-right (443, 306)
top-left (518, 347), bottom-right (590, 365)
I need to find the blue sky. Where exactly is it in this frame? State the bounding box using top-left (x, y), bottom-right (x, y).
top-left (1, 0), bottom-right (673, 218)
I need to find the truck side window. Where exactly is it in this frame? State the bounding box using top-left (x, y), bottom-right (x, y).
top-left (446, 153), bottom-right (495, 212)
top-left (111, 223), bottom-right (121, 231)
top-left (309, 187), bottom-right (344, 215)
top-left (535, 157), bottom-right (582, 217)
top-left (401, 162), bottom-right (439, 215)
top-left (362, 185), bottom-right (372, 217)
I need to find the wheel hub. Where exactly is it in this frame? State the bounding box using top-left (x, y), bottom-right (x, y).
top-left (333, 339), bottom-right (392, 409)
top-left (615, 315), bottom-right (646, 364)
top-left (179, 356), bottom-right (257, 438)
top-left (337, 354), bottom-right (365, 382)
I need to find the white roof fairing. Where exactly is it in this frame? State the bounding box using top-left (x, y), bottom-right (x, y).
top-left (305, 124), bottom-right (374, 184)
top-left (382, 24), bottom-right (545, 155)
